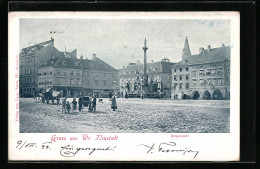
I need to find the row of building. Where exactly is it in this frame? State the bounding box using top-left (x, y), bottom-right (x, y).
top-left (19, 37), bottom-right (230, 100)
top-left (19, 39), bottom-right (119, 98)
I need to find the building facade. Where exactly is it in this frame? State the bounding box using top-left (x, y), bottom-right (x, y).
top-left (80, 54), bottom-right (119, 97)
top-left (171, 37), bottom-right (230, 100)
top-left (119, 59), bottom-right (175, 98)
top-left (38, 53), bottom-right (119, 98)
top-left (19, 39), bottom-right (63, 97)
top-left (38, 52), bottom-right (83, 98)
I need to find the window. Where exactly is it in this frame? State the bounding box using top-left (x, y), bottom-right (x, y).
top-left (50, 72), bottom-right (52, 75)
top-left (95, 80), bottom-right (98, 85)
top-left (104, 73), bottom-right (106, 77)
top-left (50, 81), bottom-right (52, 84)
top-left (192, 79), bottom-right (196, 85)
top-left (186, 83), bottom-right (189, 89)
top-left (57, 72), bottom-right (61, 75)
top-left (75, 62), bottom-right (78, 66)
top-left (70, 71), bottom-right (74, 76)
top-left (186, 67), bottom-right (189, 71)
top-left (77, 72), bottom-right (80, 76)
top-left (218, 78), bottom-right (222, 85)
top-left (38, 73), bottom-right (41, 76)
top-left (180, 68), bottom-right (182, 72)
top-left (174, 75), bottom-right (177, 81)
top-left (64, 72), bottom-right (67, 76)
top-left (70, 79), bottom-right (74, 84)
top-left (227, 65), bottom-right (230, 73)
top-left (63, 61), bottom-right (67, 65)
top-left (217, 67), bottom-right (223, 76)
top-left (174, 68), bottom-right (176, 72)
top-left (179, 83), bottom-right (182, 89)
top-left (86, 73), bottom-right (89, 77)
top-left (199, 70), bottom-right (204, 76)
top-left (173, 83), bottom-right (177, 90)
top-left (179, 75), bottom-right (182, 80)
top-left (186, 74), bottom-right (189, 80)
top-left (104, 80), bottom-right (106, 86)
top-left (96, 74), bottom-right (98, 77)
top-left (200, 79), bottom-right (204, 85)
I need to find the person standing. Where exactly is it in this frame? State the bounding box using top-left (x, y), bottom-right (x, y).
top-left (62, 98), bottom-right (67, 113)
top-left (72, 99), bottom-right (77, 112)
top-left (78, 96), bottom-right (83, 112)
top-left (92, 96), bottom-right (97, 112)
top-left (66, 101), bottom-right (71, 114)
top-left (88, 97), bottom-right (92, 112)
top-left (111, 95), bottom-right (117, 111)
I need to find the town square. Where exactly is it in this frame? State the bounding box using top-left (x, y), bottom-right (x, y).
top-left (18, 18), bottom-right (231, 133)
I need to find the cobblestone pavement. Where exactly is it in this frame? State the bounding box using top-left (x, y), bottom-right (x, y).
top-left (19, 98), bottom-right (230, 133)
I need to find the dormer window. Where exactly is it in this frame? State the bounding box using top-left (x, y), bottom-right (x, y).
top-left (75, 62), bottom-right (78, 66)
top-left (63, 61), bottom-right (67, 65)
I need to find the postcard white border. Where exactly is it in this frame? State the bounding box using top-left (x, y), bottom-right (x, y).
top-left (8, 12), bottom-right (240, 161)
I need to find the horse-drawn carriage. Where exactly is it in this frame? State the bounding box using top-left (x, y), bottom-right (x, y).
top-left (39, 88), bottom-right (62, 104)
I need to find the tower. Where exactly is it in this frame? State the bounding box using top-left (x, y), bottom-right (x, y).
top-left (182, 36), bottom-right (191, 60)
top-left (142, 38), bottom-right (148, 86)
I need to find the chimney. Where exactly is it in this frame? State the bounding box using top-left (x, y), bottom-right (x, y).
top-left (151, 60), bottom-right (154, 62)
top-left (222, 43), bottom-right (225, 47)
top-left (92, 53), bottom-right (96, 59)
top-left (199, 47), bottom-right (205, 54)
top-left (123, 66), bottom-right (125, 69)
top-left (80, 54), bottom-right (83, 60)
top-left (207, 45), bottom-right (211, 51)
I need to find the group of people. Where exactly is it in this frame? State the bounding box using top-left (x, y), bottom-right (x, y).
top-left (61, 93), bottom-right (117, 114)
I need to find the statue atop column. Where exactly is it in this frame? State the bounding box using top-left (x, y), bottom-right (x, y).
top-left (142, 38), bottom-right (148, 91)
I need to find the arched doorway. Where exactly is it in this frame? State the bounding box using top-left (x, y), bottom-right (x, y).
top-left (203, 90), bottom-right (211, 100)
top-left (212, 89), bottom-right (223, 100)
top-left (192, 91), bottom-right (200, 100)
top-left (182, 94), bottom-right (187, 100)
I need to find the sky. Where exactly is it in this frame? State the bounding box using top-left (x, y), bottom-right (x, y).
top-left (20, 19), bottom-right (230, 69)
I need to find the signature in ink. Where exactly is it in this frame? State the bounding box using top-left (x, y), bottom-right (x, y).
top-left (138, 142), bottom-right (199, 159)
top-left (60, 145), bottom-right (117, 157)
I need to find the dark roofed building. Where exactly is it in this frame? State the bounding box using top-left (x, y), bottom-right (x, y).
top-left (38, 54), bottom-right (83, 98)
top-left (38, 53), bottom-right (118, 98)
top-left (80, 54), bottom-right (119, 97)
top-left (171, 38), bottom-right (230, 100)
top-left (19, 39), bottom-right (63, 97)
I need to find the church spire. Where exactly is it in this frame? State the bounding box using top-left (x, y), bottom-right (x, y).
top-left (182, 36), bottom-right (191, 60)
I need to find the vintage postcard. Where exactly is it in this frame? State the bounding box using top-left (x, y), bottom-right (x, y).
top-left (8, 12), bottom-right (240, 161)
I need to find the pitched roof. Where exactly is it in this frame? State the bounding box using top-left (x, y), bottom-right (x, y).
top-left (80, 57), bottom-right (117, 71)
top-left (39, 56), bottom-right (82, 69)
top-left (174, 46), bottom-right (230, 67)
top-left (20, 39), bottom-right (54, 55)
top-left (119, 61), bottom-right (175, 75)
